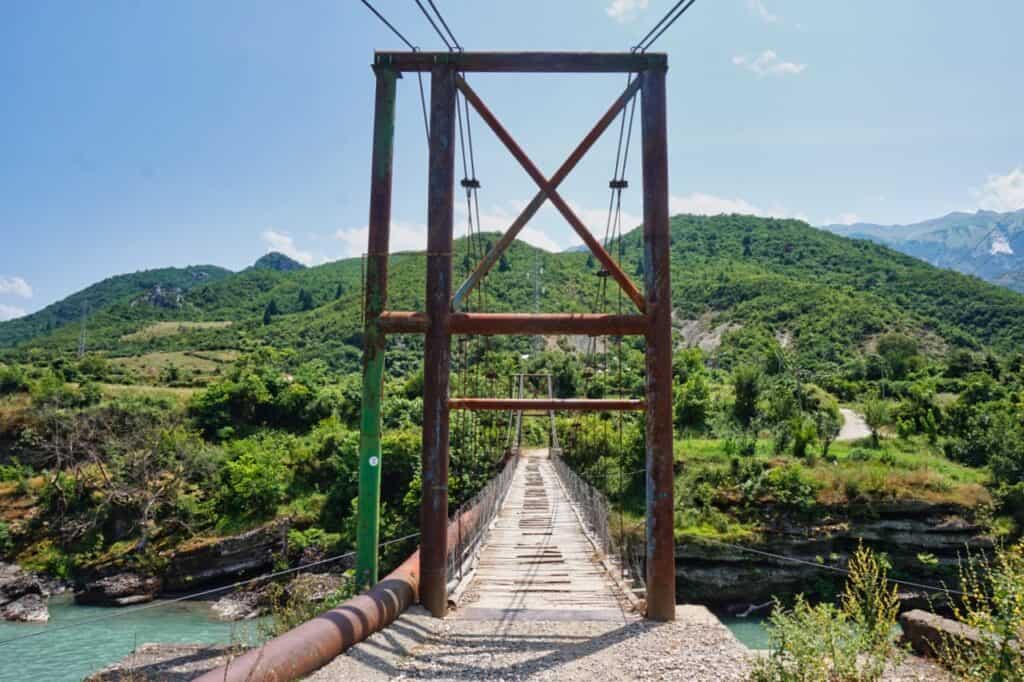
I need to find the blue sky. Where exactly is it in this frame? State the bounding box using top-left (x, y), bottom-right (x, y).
top-left (2, 0), bottom-right (1023, 318)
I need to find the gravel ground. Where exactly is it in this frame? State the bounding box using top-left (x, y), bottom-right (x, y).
top-left (389, 606), bottom-right (752, 682)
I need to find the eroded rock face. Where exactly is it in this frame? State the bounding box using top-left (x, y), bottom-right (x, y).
top-left (75, 572), bottom-right (161, 606)
top-left (677, 505), bottom-right (991, 606)
top-left (0, 562), bottom-right (49, 622)
top-left (162, 520), bottom-right (289, 593)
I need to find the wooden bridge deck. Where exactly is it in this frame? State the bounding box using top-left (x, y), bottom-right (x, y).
top-left (455, 448), bottom-right (631, 622)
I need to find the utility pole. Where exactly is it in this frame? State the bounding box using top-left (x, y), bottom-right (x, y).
top-left (77, 300), bottom-right (89, 358)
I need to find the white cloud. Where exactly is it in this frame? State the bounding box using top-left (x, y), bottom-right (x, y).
top-left (261, 229), bottom-right (316, 266)
top-left (0, 304), bottom-right (26, 321)
top-left (974, 167), bottom-right (1024, 212)
top-left (335, 221), bottom-right (428, 258)
top-left (732, 50), bottom-right (806, 76)
top-left (830, 212), bottom-right (861, 226)
top-left (669, 192), bottom-right (807, 221)
top-left (747, 0), bottom-right (778, 23)
top-left (0, 276), bottom-right (32, 299)
top-left (606, 0), bottom-right (648, 23)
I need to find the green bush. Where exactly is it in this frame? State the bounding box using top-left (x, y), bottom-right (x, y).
top-left (218, 434), bottom-right (295, 522)
top-left (752, 544), bottom-right (901, 682)
top-left (0, 521), bottom-right (12, 558)
top-left (938, 541), bottom-right (1024, 680)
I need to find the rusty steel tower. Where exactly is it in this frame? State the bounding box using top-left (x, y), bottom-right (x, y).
top-left (356, 51), bottom-right (676, 622)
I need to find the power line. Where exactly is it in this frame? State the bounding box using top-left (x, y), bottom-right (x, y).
top-left (634, 0), bottom-right (698, 52)
top-left (0, 532), bottom-right (421, 648)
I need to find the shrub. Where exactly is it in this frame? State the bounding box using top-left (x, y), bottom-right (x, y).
top-left (218, 435), bottom-right (295, 522)
top-left (0, 521), bottom-right (12, 558)
top-left (751, 544), bottom-right (902, 682)
top-left (937, 541), bottom-right (1024, 680)
top-left (732, 365), bottom-right (761, 426)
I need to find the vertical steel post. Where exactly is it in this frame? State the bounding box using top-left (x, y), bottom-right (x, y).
top-left (640, 65), bottom-right (676, 621)
top-left (421, 63), bottom-right (457, 618)
top-left (356, 66), bottom-right (399, 590)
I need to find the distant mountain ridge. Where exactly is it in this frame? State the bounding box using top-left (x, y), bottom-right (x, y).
top-left (822, 209), bottom-right (1024, 292)
top-left (4, 215), bottom-right (1024, 371)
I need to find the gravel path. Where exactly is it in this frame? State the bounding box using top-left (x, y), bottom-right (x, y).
top-left (838, 407), bottom-right (871, 441)
top-left (390, 605), bottom-right (751, 681)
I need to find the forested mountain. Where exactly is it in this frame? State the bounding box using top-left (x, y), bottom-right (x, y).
top-left (823, 209), bottom-right (1024, 292)
top-left (4, 215), bottom-right (1024, 374)
top-left (0, 265), bottom-right (232, 348)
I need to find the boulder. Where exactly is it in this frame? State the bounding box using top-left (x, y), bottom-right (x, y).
top-left (211, 589), bottom-right (267, 621)
top-left (0, 562), bottom-right (49, 622)
top-left (75, 572), bottom-right (161, 606)
top-left (1, 593), bottom-right (49, 622)
top-left (899, 609), bottom-right (984, 657)
top-left (85, 643), bottom-right (238, 681)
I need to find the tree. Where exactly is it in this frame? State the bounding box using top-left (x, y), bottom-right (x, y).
top-left (816, 408), bottom-right (841, 458)
top-left (862, 399), bottom-right (889, 448)
top-left (876, 333), bottom-right (919, 380)
top-left (334, 283), bottom-right (343, 300)
top-left (298, 288), bottom-right (315, 311)
top-left (674, 374), bottom-right (710, 429)
top-left (732, 365), bottom-right (761, 427)
top-left (498, 254), bottom-right (511, 272)
top-left (263, 299), bottom-right (279, 325)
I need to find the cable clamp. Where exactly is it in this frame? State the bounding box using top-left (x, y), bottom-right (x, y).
top-left (460, 178), bottom-right (481, 189)
top-left (609, 179), bottom-right (629, 190)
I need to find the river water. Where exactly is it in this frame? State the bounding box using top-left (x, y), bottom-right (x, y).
top-left (0, 595), bottom-right (261, 682)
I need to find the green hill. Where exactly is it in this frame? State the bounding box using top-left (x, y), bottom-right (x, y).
top-left (0, 265), bottom-right (232, 349)
top-left (4, 215), bottom-right (1024, 375)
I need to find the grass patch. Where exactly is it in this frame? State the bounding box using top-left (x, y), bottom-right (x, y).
top-left (110, 350), bottom-right (238, 383)
top-left (120, 320), bottom-right (233, 342)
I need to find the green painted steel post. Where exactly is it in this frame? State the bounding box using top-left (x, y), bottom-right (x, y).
top-left (356, 65), bottom-right (398, 590)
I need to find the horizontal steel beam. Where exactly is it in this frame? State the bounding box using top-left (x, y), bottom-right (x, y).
top-left (374, 51), bottom-right (667, 73)
top-left (378, 311), bottom-right (650, 336)
top-left (449, 398), bottom-right (645, 411)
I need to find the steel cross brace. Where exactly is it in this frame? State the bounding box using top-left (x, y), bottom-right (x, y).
top-left (451, 76), bottom-right (646, 313)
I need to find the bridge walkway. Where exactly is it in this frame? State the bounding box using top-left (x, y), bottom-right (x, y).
top-left (310, 449), bottom-right (753, 681)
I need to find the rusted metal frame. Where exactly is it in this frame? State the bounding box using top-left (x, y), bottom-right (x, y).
top-left (451, 77), bottom-right (645, 312)
top-left (640, 67), bottom-right (676, 622)
top-left (375, 51), bottom-right (667, 73)
top-left (420, 63), bottom-right (457, 619)
top-left (448, 398), bottom-right (645, 411)
top-left (378, 311), bottom-right (649, 336)
top-left (355, 65), bottom-right (398, 591)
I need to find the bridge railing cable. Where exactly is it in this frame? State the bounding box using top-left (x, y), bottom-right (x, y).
top-left (550, 453), bottom-right (647, 595)
top-left (445, 453), bottom-right (518, 590)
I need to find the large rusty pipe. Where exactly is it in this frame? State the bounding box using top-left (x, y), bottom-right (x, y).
top-left (192, 463), bottom-right (512, 682)
top-left (379, 311), bottom-right (649, 336)
top-left (193, 552), bottom-right (419, 682)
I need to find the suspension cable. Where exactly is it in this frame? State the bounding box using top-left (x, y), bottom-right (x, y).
top-left (359, 0), bottom-right (418, 51)
top-left (412, 0), bottom-right (454, 50)
top-left (426, 0), bottom-right (461, 49)
top-left (634, 0), bottom-right (699, 52)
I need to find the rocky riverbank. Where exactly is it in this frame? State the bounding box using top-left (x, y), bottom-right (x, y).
top-left (678, 501), bottom-right (990, 609)
top-left (0, 561), bottom-right (63, 622)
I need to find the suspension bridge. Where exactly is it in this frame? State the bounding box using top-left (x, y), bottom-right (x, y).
top-left (195, 0), bottom-right (707, 678)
